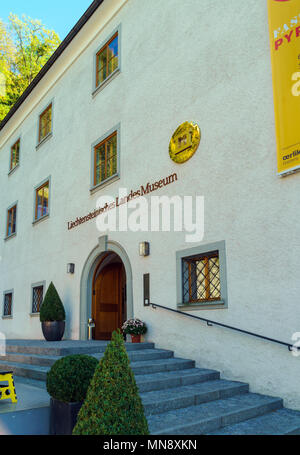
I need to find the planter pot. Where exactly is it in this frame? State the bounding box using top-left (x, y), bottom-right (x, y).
top-left (131, 334), bottom-right (141, 343)
top-left (41, 321), bottom-right (65, 342)
top-left (50, 397), bottom-right (83, 435)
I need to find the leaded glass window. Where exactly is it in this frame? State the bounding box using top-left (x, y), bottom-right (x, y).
top-left (182, 251), bottom-right (221, 304)
top-left (32, 286), bottom-right (44, 314)
top-left (3, 293), bottom-right (12, 317)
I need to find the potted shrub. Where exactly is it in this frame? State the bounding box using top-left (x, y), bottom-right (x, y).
top-left (73, 330), bottom-right (149, 435)
top-left (122, 318), bottom-right (147, 343)
top-left (40, 282), bottom-right (66, 341)
top-left (47, 354), bottom-right (98, 435)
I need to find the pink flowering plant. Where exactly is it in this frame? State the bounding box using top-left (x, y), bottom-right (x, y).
top-left (122, 318), bottom-right (147, 336)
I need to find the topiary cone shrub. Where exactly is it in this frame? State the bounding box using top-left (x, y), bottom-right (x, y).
top-left (73, 330), bottom-right (149, 435)
top-left (40, 282), bottom-right (65, 322)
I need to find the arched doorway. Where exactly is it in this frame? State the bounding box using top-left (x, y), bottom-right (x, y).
top-left (80, 236), bottom-right (133, 341)
top-left (92, 252), bottom-right (126, 340)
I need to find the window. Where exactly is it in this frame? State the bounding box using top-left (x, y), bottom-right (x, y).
top-left (96, 32), bottom-right (118, 87)
top-left (93, 132), bottom-right (118, 186)
top-left (6, 205), bottom-right (17, 238)
top-left (10, 139), bottom-right (20, 171)
top-left (182, 251), bottom-right (221, 303)
top-left (3, 292), bottom-right (13, 317)
top-left (32, 285), bottom-right (44, 314)
top-left (38, 104), bottom-right (52, 143)
top-left (176, 241), bottom-right (228, 309)
top-left (35, 181), bottom-right (49, 221)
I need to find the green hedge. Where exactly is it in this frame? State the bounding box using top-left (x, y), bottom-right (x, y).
top-left (46, 355), bottom-right (98, 403)
top-left (40, 282), bottom-right (65, 322)
top-left (73, 330), bottom-right (149, 435)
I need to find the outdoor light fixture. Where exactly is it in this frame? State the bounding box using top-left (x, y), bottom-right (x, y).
top-left (67, 263), bottom-right (75, 274)
top-left (139, 242), bottom-right (150, 257)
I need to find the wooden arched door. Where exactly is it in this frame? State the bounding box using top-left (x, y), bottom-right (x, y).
top-left (92, 262), bottom-right (124, 340)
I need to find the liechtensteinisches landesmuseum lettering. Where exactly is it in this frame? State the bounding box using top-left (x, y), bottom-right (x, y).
top-left (67, 173), bottom-right (178, 231)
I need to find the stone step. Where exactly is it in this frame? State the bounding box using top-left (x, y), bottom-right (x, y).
top-left (1, 348), bottom-right (174, 368)
top-left (135, 368), bottom-right (220, 393)
top-left (4, 340), bottom-right (155, 356)
top-left (0, 357), bottom-right (195, 382)
top-left (0, 361), bottom-right (49, 381)
top-left (148, 393), bottom-right (283, 435)
top-left (93, 349), bottom-right (174, 363)
top-left (132, 358), bottom-right (195, 375)
top-left (141, 380), bottom-right (249, 416)
top-left (207, 408), bottom-right (300, 435)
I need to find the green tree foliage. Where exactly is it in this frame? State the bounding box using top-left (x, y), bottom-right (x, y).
top-left (73, 330), bottom-right (149, 435)
top-left (0, 14), bottom-right (60, 122)
top-left (47, 355), bottom-right (99, 403)
top-left (40, 282), bottom-right (66, 322)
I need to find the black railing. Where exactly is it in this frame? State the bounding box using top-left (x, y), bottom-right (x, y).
top-left (149, 303), bottom-right (299, 353)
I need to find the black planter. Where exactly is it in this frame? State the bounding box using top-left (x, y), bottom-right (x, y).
top-left (50, 397), bottom-right (83, 435)
top-left (41, 321), bottom-right (65, 342)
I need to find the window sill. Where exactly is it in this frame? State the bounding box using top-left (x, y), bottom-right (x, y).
top-left (178, 300), bottom-right (227, 311)
top-left (36, 132), bottom-right (52, 150)
top-left (2, 316), bottom-right (13, 320)
top-left (92, 68), bottom-right (121, 98)
top-left (30, 313), bottom-right (40, 318)
top-left (32, 214), bottom-right (49, 226)
top-left (90, 174), bottom-right (120, 195)
top-left (4, 233), bottom-right (16, 242)
top-left (8, 164), bottom-right (20, 177)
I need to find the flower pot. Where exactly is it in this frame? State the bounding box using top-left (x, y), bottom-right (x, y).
top-left (50, 397), bottom-right (83, 435)
top-left (131, 334), bottom-right (141, 343)
top-left (41, 321), bottom-right (65, 342)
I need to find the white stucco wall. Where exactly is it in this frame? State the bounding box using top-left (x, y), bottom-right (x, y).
top-left (0, 0), bottom-right (300, 409)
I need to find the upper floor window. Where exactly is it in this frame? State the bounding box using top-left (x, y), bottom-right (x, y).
top-left (182, 251), bottom-right (221, 304)
top-left (3, 292), bottom-right (13, 317)
top-left (96, 32), bottom-right (118, 88)
top-left (35, 181), bottom-right (49, 221)
top-left (38, 103), bottom-right (52, 143)
top-left (6, 205), bottom-right (17, 238)
top-left (93, 132), bottom-right (118, 187)
top-left (10, 139), bottom-right (20, 171)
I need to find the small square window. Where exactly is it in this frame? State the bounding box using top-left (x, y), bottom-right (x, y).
top-left (38, 104), bottom-right (52, 143)
top-left (96, 33), bottom-right (118, 88)
top-left (35, 181), bottom-right (49, 221)
top-left (182, 251), bottom-right (221, 304)
top-left (3, 292), bottom-right (13, 317)
top-left (94, 132), bottom-right (118, 186)
top-left (6, 205), bottom-right (17, 238)
top-left (32, 286), bottom-right (44, 314)
top-left (10, 139), bottom-right (20, 171)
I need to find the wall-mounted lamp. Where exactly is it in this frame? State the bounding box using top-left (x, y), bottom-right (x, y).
top-left (139, 242), bottom-right (150, 257)
top-left (67, 263), bottom-right (75, 274)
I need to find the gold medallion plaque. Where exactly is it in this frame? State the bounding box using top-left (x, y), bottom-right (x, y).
top-left (169, 122), bottom-right (201, 164)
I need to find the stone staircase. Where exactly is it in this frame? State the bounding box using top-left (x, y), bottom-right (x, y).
top-left (1, 340), bottom-right (300, 435)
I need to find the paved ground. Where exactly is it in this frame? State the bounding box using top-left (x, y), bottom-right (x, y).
top-left (0, 377), bottom-right (50, 435)
top-left (0, 377), bottom-right (49, 414)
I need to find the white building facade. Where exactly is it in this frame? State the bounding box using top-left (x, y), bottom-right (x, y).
top-left (1, 0), bottom-right (300, 410)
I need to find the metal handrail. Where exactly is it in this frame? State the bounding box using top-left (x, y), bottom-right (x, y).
top-left (149, 303), bottom-right (299, 353)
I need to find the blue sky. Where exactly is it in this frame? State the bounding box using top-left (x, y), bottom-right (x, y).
top-left (0, 0), bottom-right (93, 40)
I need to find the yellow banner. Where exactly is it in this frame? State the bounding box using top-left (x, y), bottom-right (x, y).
top-left (268, 0), bottom-right (300, 175)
